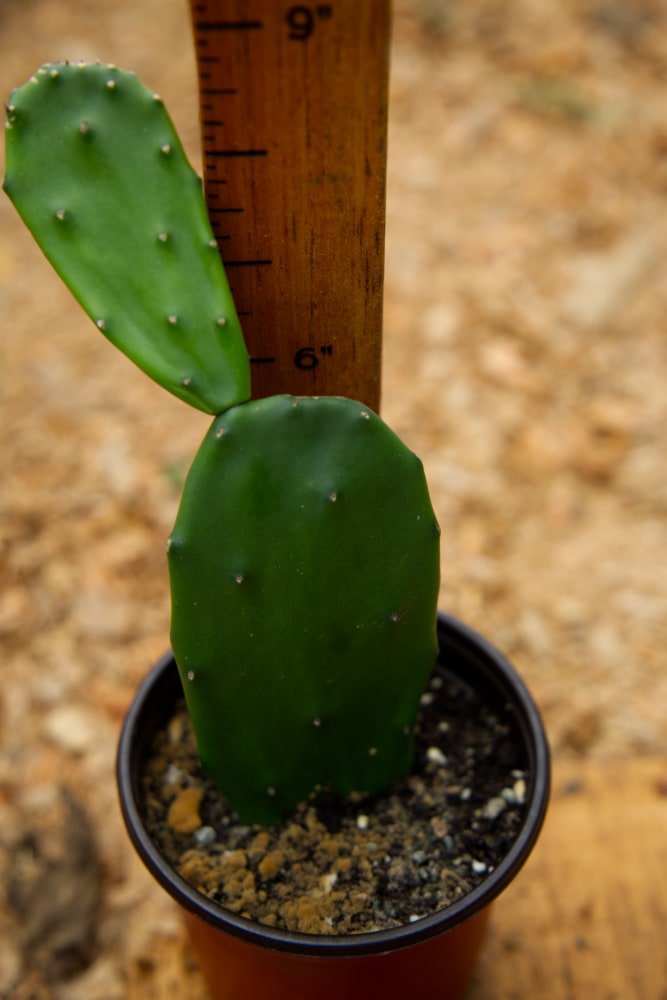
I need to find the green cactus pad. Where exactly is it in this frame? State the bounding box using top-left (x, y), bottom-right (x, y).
top-left (169, 395), bottom-right (441, 824)
top-left (4, 63), bottom-right (250, 414)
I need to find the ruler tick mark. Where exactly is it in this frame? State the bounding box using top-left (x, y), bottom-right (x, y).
top-left (224, 259), bottom-right (272, 268)
top-left (209, 149), bottom-right (267, 158)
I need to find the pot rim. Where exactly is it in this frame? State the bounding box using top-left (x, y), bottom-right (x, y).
top-left (117, 611), bottom-right (550, 958)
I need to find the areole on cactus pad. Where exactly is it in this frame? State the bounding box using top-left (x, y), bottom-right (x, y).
top-left (4, 62), bottom-right (441, 824)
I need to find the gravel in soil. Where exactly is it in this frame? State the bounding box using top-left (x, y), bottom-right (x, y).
top-left (141, 661), bottom-right (528, 935)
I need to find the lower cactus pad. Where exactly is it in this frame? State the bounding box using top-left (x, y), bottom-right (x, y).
top-left (168, 395), bottom-right (441, 824)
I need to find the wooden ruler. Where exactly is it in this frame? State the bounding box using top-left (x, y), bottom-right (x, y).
top-left (189, 1), bottom-right (390, 412)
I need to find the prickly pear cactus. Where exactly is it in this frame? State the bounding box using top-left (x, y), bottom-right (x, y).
top-left (3, 63), bottom-right (250, 414)
top-left (4, 63), bottom-right (441, 826)
top-left (169, 395), bottom-right (440, 824)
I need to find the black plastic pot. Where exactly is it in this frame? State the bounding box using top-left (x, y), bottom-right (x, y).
top-left (117, 612), bottom-right (550, 1000)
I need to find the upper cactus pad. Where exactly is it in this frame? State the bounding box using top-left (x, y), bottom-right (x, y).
top-left (4, 63), bottom-right (250, 414)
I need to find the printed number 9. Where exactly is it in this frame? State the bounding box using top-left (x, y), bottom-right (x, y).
top-left (286, 6), bottom-right (314, 40)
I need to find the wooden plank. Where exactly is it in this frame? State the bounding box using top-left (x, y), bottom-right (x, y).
top-left (468, 757), bottom-right (667, 999)
top-left (189, 0), bottom-right (390, 411)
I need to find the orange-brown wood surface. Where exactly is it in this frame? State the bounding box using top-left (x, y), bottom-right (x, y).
top-left (190, 0), bottom-right (390, 411)
top-left (468, 757), bottom-right (667, 1000)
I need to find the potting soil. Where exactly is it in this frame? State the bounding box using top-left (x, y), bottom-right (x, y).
top-left (141, 661), bottom-right (527, 935)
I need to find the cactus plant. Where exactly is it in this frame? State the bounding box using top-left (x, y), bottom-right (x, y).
top-left (4, 62), bottom-right (440, 824)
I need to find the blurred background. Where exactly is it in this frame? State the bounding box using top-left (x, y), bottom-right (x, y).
top-left (1, 0), bottom-right (665, 996)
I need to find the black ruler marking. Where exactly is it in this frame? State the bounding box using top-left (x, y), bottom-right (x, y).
top-left (207, 149), bottom-right (268, 158)
top-left (224, 259), bottom-right (273, 267)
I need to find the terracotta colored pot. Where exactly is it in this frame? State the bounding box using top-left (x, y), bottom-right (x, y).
top-left (117, 612), bottom-right (550, 1000)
